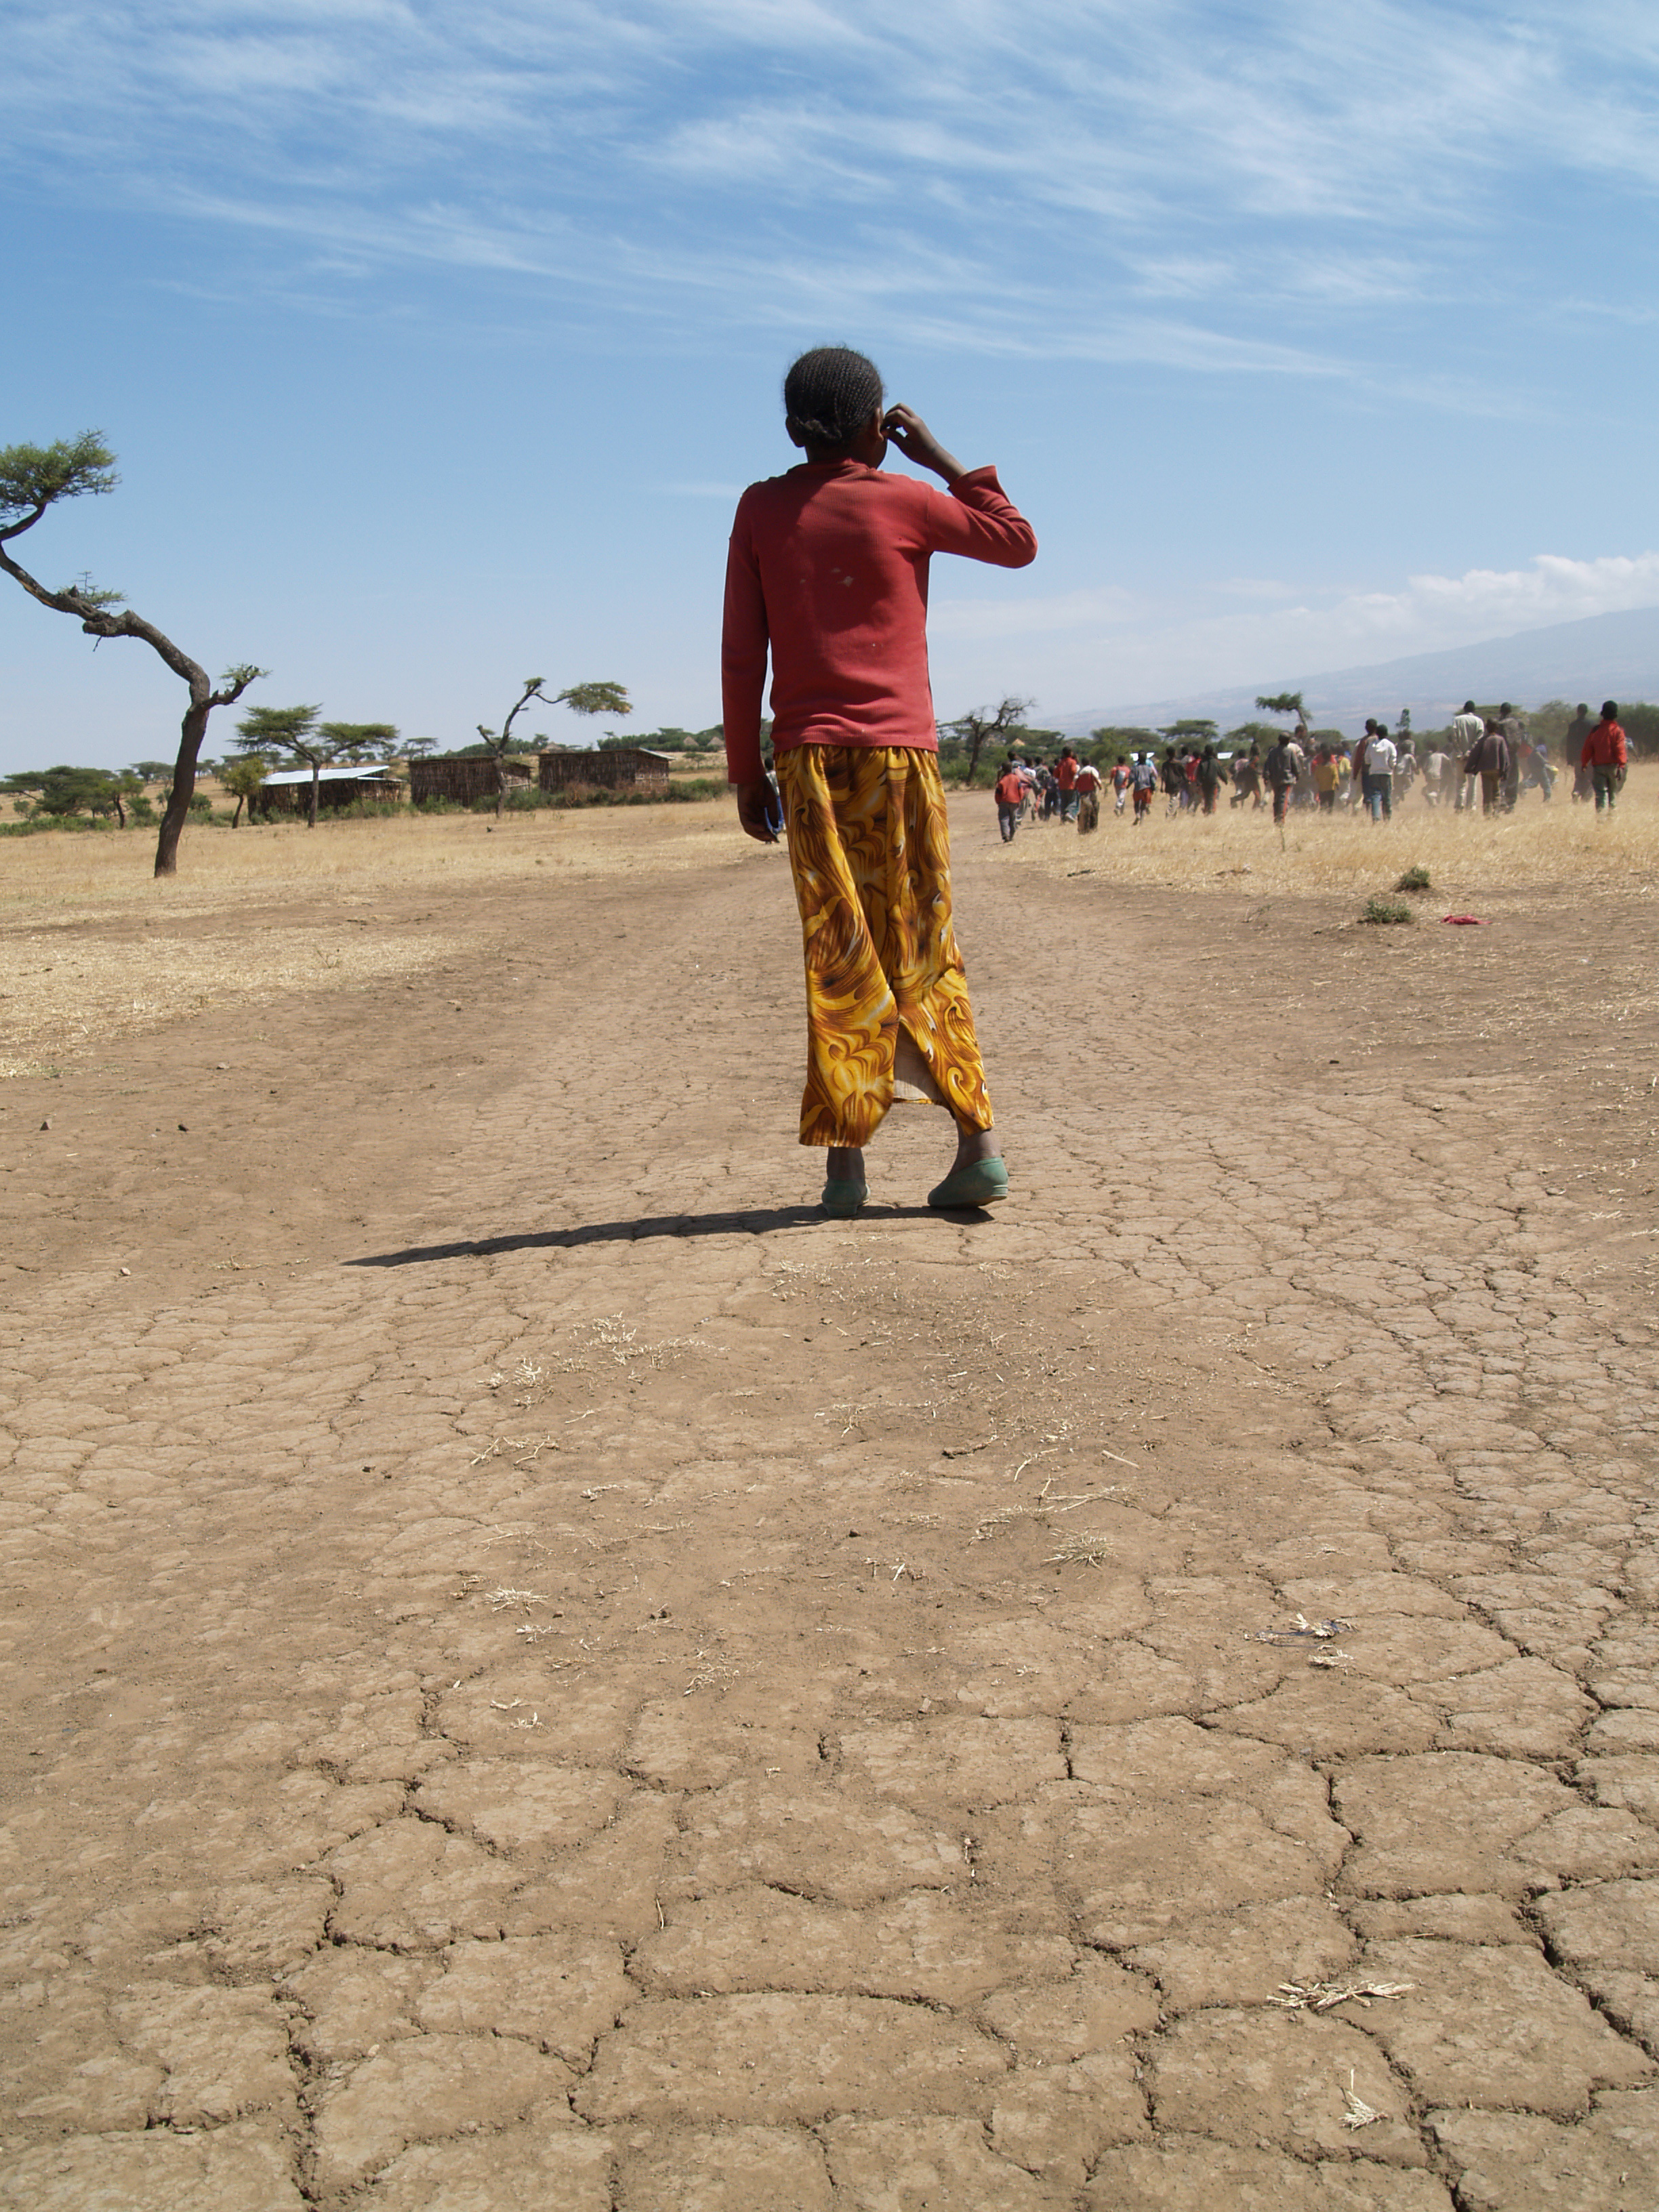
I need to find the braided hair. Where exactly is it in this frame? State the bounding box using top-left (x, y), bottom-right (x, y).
top-left (783, 346), bottom-right (884, 450)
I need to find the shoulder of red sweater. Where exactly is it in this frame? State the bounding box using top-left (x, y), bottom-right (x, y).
top-left (739, 461), bottom-right (903, 499)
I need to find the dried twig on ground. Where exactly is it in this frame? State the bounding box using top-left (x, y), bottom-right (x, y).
top-left (486, 1586), bottom-right (555, 1613)
top-left (1048, 1532), bottom-right (1113, 1567)
top-left (1256, 1613), bottom-right (1355, 1643)
top-left (468, 1434), bottom-right (560, 1467)
top-left (1269, 1978), bottom-right (1415, 2012)
top-left (974, 1481), bottom-right (1130, 1543)
top-left (1341, 2070), bottom-right (1382, 2129)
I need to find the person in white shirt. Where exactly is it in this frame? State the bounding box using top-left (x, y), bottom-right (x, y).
top-left (1450, 699), bottom-right (1484, 813)
top-left (1424, 747), bottom-right (1452, 806)
top-left (1362, 722), bottom-right (1398, 821)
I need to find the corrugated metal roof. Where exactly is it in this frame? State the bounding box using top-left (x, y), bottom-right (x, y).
top-left (541, 747), bottom-right (674, 763)
top-left (259, 765), bottom-right (402, 787)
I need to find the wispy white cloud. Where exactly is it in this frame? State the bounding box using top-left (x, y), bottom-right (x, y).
top-left (1391, 552), bottom-right (1659, 635)
top-left (930, 549), bottom-right (1659, 711)
top-left (2, 0), bottom-right (1655, 393)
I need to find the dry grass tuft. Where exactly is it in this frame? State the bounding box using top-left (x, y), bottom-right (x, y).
top-left (1360, 895), bottom-right (1414, 925)
top-left (1270, 1978), bottom-right (1416, 2011)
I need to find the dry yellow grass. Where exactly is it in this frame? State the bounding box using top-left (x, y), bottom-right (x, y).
top-left (0, 800), bottom-right (750, 1074)
top-left (5, 768), bottom-right (1653, 1076)
top-left (0, 922), bottom-right (464, 1076)
top-left (1002, 763), bottom-right (1659, 906)
top-left (0, 796), bottom-right (741, 922)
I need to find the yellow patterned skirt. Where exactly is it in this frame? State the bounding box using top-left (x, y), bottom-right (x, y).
top-left (776, 743), bottom-right (994, 1149)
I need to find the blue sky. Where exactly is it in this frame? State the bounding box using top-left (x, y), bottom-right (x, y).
top-left (3, 0), bottom-right (1657, 769)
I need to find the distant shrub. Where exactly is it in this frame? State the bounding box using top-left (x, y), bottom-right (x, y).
top-left (1395, 865), bottom-right (1431, 893)
top-left (1361, 895), bottom-right (1414, 925)
top-left (0, 813), bottom-right (113, 838)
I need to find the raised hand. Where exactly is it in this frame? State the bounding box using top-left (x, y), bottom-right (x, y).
top-left (880, 405), bottom-right (965, 485)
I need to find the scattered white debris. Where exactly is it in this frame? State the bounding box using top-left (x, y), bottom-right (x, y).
top-left (1271, 1979), bottom-right (1416, 2013)
top-left (1342, 2070), bottom-right (1382, 2129)
top-left (1258, 1614), bottom-right (1355, 1645)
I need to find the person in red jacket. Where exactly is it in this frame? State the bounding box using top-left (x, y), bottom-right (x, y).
top-left (994, 760), bottom-right (1025, 843)
top-left (1054, 745), bottom-right (1081, 822)
top-left (1580, 700), bottom-right (1628, 814)
top-left (722, 347), bottom-right (1037, 1215)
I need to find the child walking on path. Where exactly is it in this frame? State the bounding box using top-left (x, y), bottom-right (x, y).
top-left (722, 347), bottom-right (1038, 1216)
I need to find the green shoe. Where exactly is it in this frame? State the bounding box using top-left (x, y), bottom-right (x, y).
top-left (821, 1177), bottom-right (869, 1218)
top-left (927, 1156), bottom-right (1009, 1210)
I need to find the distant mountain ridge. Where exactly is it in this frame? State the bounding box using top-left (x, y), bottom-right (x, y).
top-left (1053, 603), bottom-right (1659, 738)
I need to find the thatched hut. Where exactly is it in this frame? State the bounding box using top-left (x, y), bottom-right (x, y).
top-left (539, 747), bottom-right (673, 796)
top-left (255, 765), bottom-right (404, 817)
top-left (409, 756), bottom-right (535, 806)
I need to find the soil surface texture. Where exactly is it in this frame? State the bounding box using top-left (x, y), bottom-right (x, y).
top-left (3, 798), bottom-right (1658, 2210)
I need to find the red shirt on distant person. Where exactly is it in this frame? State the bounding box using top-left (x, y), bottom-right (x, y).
top-left (1581, 714), bottom-right (1627, 769)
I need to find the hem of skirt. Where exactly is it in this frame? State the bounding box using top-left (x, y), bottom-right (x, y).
top-left (798, 1101), bottom-right (994, 1147)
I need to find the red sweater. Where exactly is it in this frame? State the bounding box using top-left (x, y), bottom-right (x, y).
top-left (1581, 718), bottom-right (1627, 769)
top-left (721, 460), bottom-right (1036, 785)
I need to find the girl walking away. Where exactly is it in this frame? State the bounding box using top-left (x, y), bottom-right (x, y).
top-left (722, 347), bottom-right (1038, 1216)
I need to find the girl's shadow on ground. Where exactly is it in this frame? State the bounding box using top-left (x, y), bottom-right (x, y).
top-left (350, 1203), bottom-right (995, 1267)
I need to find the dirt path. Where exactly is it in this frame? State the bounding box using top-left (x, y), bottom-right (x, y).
top-left (3, 805), bottom-right (1659, 2209)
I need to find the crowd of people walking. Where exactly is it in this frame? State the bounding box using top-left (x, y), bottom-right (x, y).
top-left (991, 701), bottom-right (1631, 839)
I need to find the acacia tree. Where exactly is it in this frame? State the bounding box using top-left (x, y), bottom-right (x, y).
top-left (478, 677), bottom-right (632, 818)
top-left (220, 754), bottom-right (270, 827)
top-left (1256, 691), bottom-right (1307, 726)
top-left (0, 433), bottom-right (264, 876)
top-left (233, 703), bottom-right (334, 827)
top-left (319, 720), bottom-right (400, 764)
top-left (943, 695), bottom-right (1033, 785)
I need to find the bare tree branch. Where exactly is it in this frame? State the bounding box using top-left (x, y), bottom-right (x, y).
top-left (0, 432), bottom-right (264, 875)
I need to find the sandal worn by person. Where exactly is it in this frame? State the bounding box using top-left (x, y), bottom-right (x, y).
top-left (926, 1156), bottom-right (1008, 1210)
top-left (821, 1177), bottom-right (869, 1217)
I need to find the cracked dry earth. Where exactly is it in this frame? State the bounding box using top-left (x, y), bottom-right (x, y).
top-left (3, 808), bottom-right (1658, 2211)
